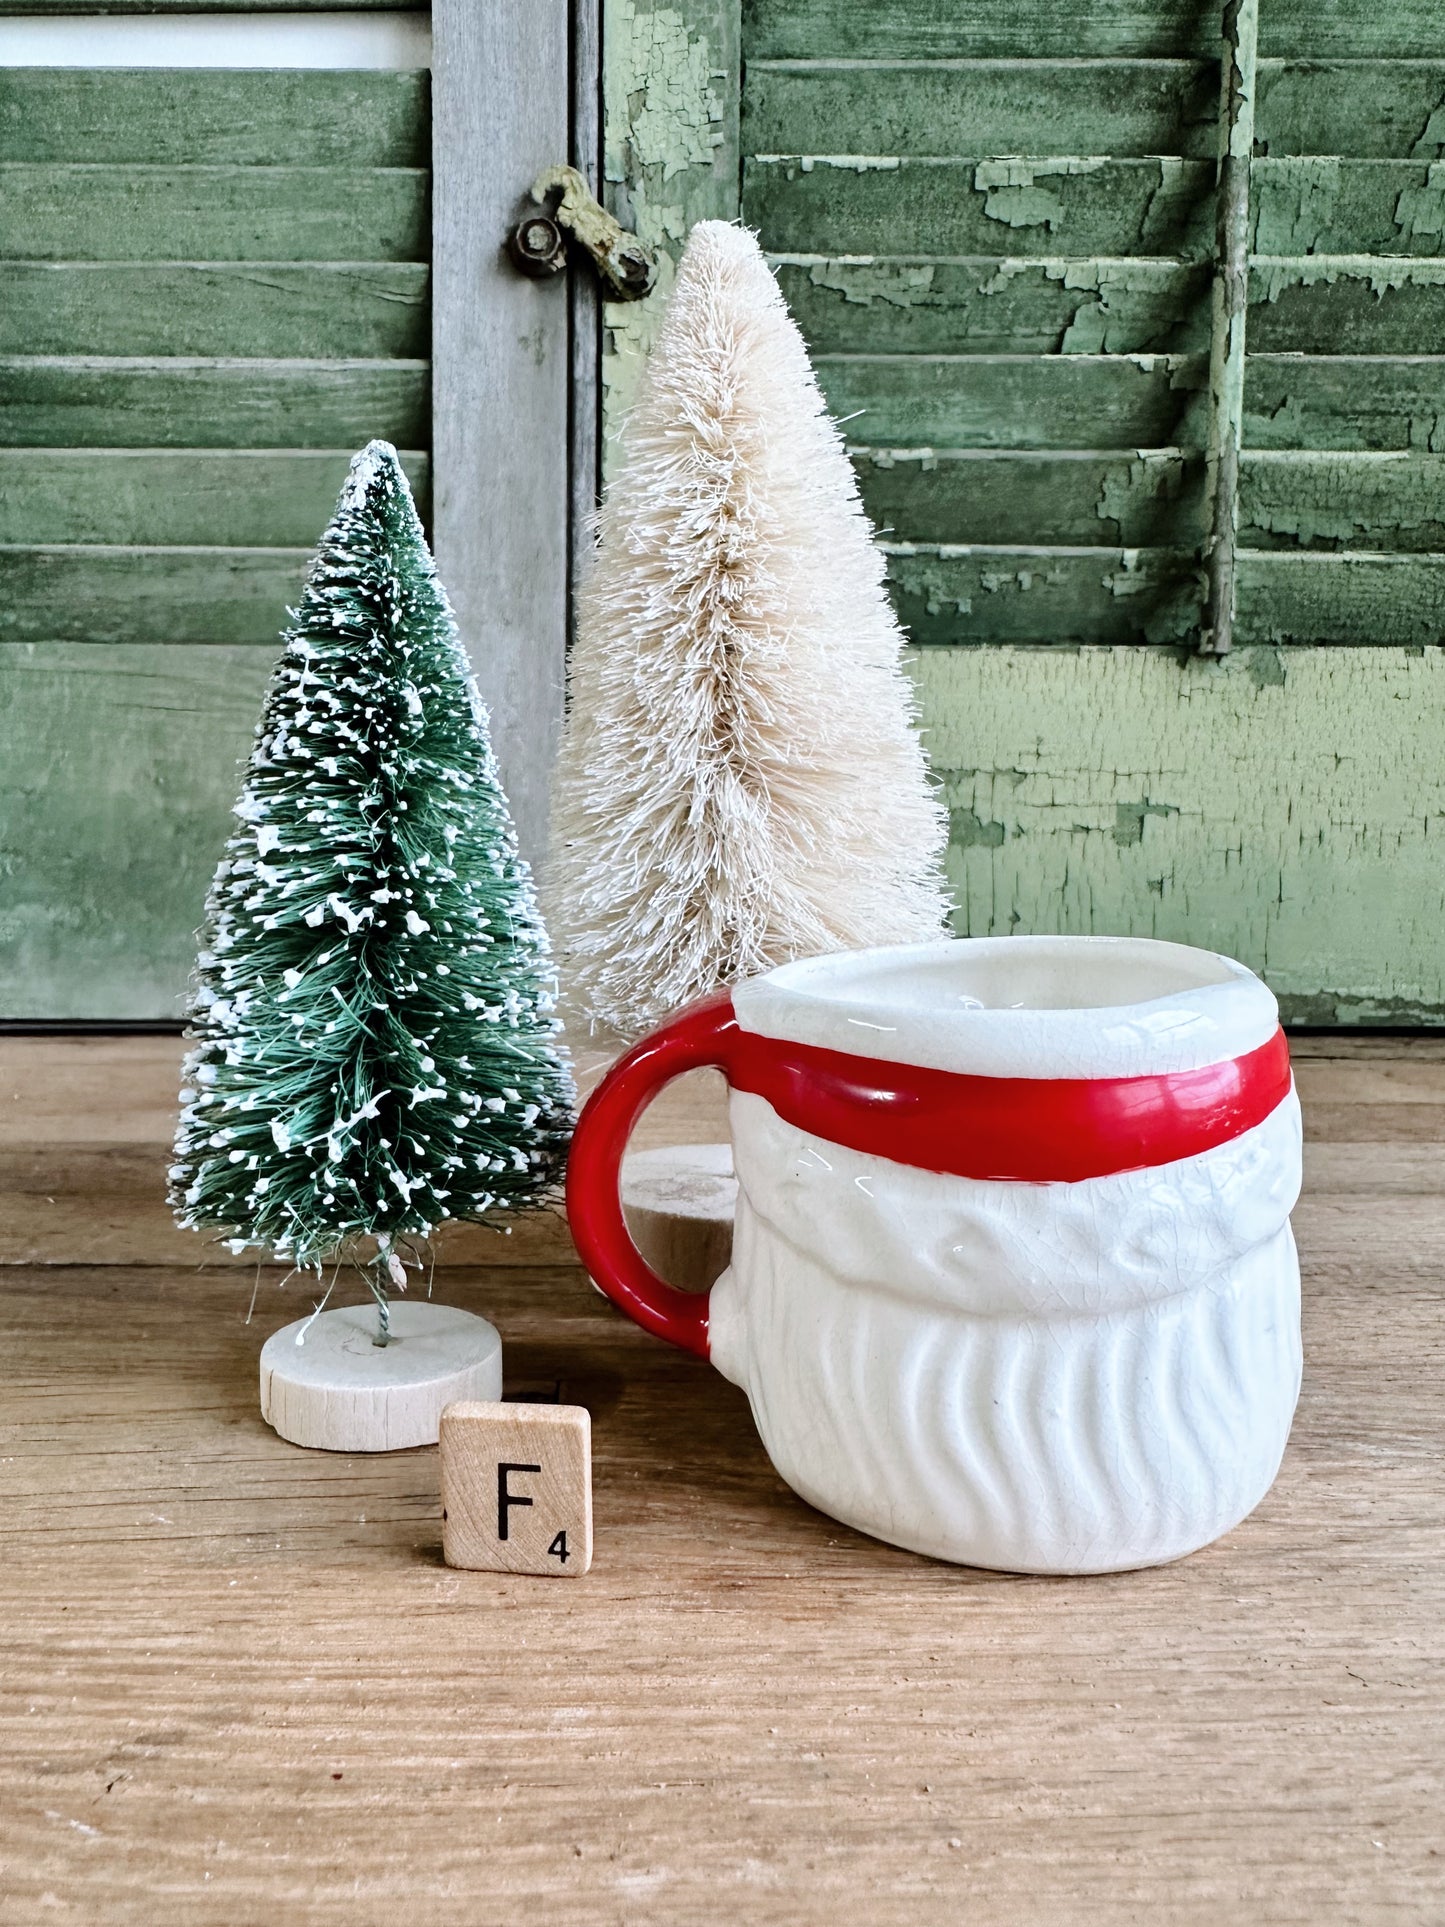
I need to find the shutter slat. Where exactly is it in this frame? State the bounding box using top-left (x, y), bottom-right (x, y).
top-left (746, 0), bottom-right (1445, 62)
top-left (0, 449), bottom-right (431, 547)
top-left (746, 157), bottom-right (1445, 261)
top-left (887, 546), bottom-right (1445, 646)
top-left (772, 257), bottom-right (1445, 357)
top-left (816, 353), bottom-right (1445, 453)
top-left (1, 165), bottom-right (429, 263)
top-left (0, 358), bottom-right (429, 449)
top-left (0, 68), bottom-right (428, 166)
top-left (0, 546), bottom-right (308, 645)
top-left (1, 264), bottom-right (430, 357)
top-left (747, 59), bottom-right (1445, 162)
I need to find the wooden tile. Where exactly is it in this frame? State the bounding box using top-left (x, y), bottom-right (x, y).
top-left (439, 1399), bottom-right (592, 1577)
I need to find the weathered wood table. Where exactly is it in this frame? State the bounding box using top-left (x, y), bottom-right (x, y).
top-left (1, 1037), bottom-right (1442, 1923)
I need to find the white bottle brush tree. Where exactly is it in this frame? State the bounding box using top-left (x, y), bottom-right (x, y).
top-left (170, 442), bottom-right (575, 1340)
top-left (548, 219), bottom-right (951, 1042)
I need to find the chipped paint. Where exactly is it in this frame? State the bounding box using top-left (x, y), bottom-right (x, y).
top-left (910, 644), bottom-right (1445, 1019)
top-left (1112, 799), bottom-right (1178, 847)
top-left (1252, 157), bottom-right (1340, 255)
top-left (1244, 449), bottom-right (1445, 549)
top-left (601, 0), bottom-right (738, 437)
top-left (804, 256), bottom-right (938, 309)
top-left (949, 805), bottom-right (1006, 849)
top-left (758, 153), bottom-right (902, 175)
top-left (1409, 93), bottom-right (1445, 159)
top-left (1094, 451), bottom-right (1189, 543)
top-left (1030, 259), bottom-right (1202, 355)
top-left (1253, 255), bottom-right (1445, 304)
top-left (1394, 159), bottom-right (1445, 240)
top-left (972, 157), bottom-right (1105, 233)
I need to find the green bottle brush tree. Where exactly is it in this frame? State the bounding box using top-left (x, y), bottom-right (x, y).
top-left (170, 441), bottom-right (575, 1351)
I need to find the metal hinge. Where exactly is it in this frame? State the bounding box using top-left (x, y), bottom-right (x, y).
top-left (506, 165), bottom-right (658, 301)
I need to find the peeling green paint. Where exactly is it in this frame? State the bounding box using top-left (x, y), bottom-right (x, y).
top-left (1112, 798), bottom-right (1178, 846)
top-left (1252, 156), bottom-right (1340, 255)
top-left (1394, 159), bottom-right (1445, 240)
top-left (1246, 645), bottom-right (1288, 688)
top-left (950, 805), bottom-right (1006, 848)
top-left (972, 157), bottom-right (1104, 233)
top-left (804, 256), bottom-right (938, 310)
top-left (1094, 451), bottom-right (1189, 543)
top-left (1410, 94), bottom-right (1445, 159)
top-left (601, 0), bottom-right (740, 439)
top-left (913, 645), bottom-right (1445, 1020)
top-left (1254, 255), bottom-right (1445, 304)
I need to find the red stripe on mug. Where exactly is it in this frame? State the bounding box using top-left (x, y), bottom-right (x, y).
top-left (565, 989), bottom-right (1293, 1359)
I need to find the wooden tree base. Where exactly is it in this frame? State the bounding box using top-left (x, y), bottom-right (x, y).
top-left (619, 1142), bottom-right (737, 1295)
top-left (258, 1300), bottom-right (502, 1453)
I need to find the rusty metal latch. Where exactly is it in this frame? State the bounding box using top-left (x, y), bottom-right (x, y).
top-left (505, 166), bottom-right (658, 301)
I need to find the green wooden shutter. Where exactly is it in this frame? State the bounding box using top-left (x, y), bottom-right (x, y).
top-left (0, 58), bottom-right (430, 1019)
top-left (606, 0), bottom-right (1445, 1023)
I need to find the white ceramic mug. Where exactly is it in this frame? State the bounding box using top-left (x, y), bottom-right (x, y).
top-left (568, 936), bottom-right (1302, 1573)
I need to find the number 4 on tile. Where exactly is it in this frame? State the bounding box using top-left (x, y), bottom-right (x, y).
top-left (439, 1401), bottom-right (593, 1577)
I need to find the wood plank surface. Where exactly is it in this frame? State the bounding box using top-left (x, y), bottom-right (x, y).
top-left (745, 0), bottom-right (1445, 61)
top-left (0, 164), bottom-right (429, 263)
top-left (0, 357), bottom-right (429, 449)
top-left (0, 449), bottom-right (431, 548)
top-left (0, 546), bottom-right (304, 645)
top-left (918, 643), bottom-right (1445, 1023)
top-left (886, 545), bottom-right (1445, 647)
top-left (746, 58), bottom-right (1445, 161)
top-left (0, 264), bottom-right (430, 358)
top-left (0, 67), bottom-right (429, 167)
top-left (0, 1036), bottom-right (1441, 1921)
top-left (771, 256), bottom-right (1445, 357)
top-left (746, 156), bottom-right (1445, 261)
top-left (0, 1037), bottom-right (726, 1268)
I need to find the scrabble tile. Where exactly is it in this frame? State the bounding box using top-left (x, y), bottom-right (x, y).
top-left (439, 1400), bottom-right (592, 1577)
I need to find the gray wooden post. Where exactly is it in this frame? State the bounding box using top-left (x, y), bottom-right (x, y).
top-left (1200, 0), bottom-right (1259, 657)
top-left (431, 0), bottom-right (575, 863)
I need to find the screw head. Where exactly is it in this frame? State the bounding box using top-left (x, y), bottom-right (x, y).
top-left (506, 214), bottom-right (566, 277)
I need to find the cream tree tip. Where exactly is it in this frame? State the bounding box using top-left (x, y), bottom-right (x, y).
top-left (546, 218), bottom-right (953, 1044)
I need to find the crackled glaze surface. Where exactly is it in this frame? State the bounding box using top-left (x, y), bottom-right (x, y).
top-left (711, 937), bottom-right (1303, 1573)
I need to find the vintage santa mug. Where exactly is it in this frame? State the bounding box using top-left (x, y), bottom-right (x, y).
top-left (567, 936), bottom-right (1302, 1573)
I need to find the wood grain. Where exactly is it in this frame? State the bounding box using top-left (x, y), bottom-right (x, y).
top-left (0, 1038), bottom-right (1441, 1921)
top-left (431, 0), bottom-right (571, 867)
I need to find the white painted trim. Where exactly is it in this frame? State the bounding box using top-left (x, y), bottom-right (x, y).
top-left (0, 12), bottom-right (431, 69)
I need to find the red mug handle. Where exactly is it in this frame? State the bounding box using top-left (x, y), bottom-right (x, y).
top-left (565, 990), bottom-right (738, 1360)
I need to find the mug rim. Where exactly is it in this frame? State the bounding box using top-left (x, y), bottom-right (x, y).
top-left (731, 935), bottom-right (1280, 1081)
